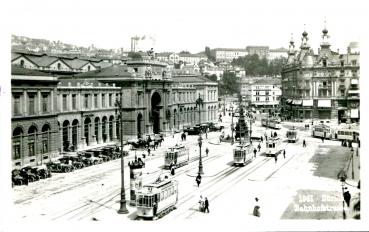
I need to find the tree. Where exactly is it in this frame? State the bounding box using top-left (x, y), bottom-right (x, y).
top-left (205, 74), bottom-right (218, 82)
top-left (128, 52), bottom-right (142, 59)
top-left (231, 55), bottom-right (286, 76)
top-left (218, 71), bottom-right (240, 96)
top-left (205, 46), bottom-right (216, 62)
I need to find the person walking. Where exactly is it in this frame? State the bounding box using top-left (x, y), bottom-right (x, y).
top-left (283, 149), bottom-right (286, 159)
top-left (274, 155), bottom-right (278, 163)
top-left (204, 197), bottom-right (210, 213)
top-left (199, 195), bottom-right (204, 212)
top-left (343, 190), bottom-right (351, 207)
top-left (253, 148), bottom-right (257, 158)
top-left (253, 197), bottom-right (260, 217)
top-left (321, 136), bottom-right (324, 143)
top-left (196, 173), bottom-right (202, 187)
top-left (147, 148), bottom-right (151, 156)
top-left (303, 139), bottom-right (306, 148)
top-left (170, 163), bottom-right (175, 175)
top-left (205, 147), bottom-right (209, 157)
top-left (261, 136), bottom-right (263, 143)
top-left (257, 143), bottom-right (261, 152)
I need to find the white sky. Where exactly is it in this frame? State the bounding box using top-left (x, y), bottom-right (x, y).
top-left (2, 0), bottom-right (365, 53)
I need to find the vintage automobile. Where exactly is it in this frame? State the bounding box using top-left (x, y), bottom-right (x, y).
top-left (59, 154), bottom-right (85, 169)
top-left (78, 152), bottom-right (103, 165)
top-left (12, 169), bottom-right (26, 186)
top-left (89, 149), bottom-right (111, 162)
top-left (20, 166), bottom-right (40, 182)
top-left (183, 125), bottom-right (202, 135)
top-left (207, 122), bottom-right (225, 131)
top-left (35, 165), bottom-right (52, 179)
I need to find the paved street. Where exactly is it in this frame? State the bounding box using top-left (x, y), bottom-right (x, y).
top-left (11, 114), bottom-right (360, 222)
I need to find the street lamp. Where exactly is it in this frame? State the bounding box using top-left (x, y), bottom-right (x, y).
top-left (197, 133), bottom-right (204, 175)
top-left (337, 169), bottom-right (347, 219)
top-left (115, 95), bottom-right (129, 214)
top-left (230, 105), bottom-right (234, 145)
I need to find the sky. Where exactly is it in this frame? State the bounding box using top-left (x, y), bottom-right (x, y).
top-left (2, 0), bottom-right (365, 53)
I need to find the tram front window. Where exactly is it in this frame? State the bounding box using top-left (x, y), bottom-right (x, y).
top-left (137, 195), bottom-right (154, 207)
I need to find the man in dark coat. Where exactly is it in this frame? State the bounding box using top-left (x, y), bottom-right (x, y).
top-left (253, 148), bottom-right (257, 158)
top-left (204, 197), bottom-right (210, 213)
top-left (344, 190), bottom-right (351, 207)
top-left (196, 174), bottom-right (202, 187)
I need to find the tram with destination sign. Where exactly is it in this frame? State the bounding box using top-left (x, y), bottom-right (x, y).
top-left (233, 143), bottom-right (254, 166)
top-left (311, 124), bottom-right (334, 139)
top-left (261, 118), bottom-right (281, 129)
top-left (164, 144), bottom-right (190, 169)
top-left (286, 128), bottom-right (299, 143)
top-left (136, 178), bottom-right (178, 219)
top-left (265, 137), bottom-right (283, 156)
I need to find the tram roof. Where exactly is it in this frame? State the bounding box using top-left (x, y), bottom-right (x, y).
top-left (144, 179), bottom-right (174, 189)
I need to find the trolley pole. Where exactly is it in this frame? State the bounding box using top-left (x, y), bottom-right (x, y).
top-left (116, 94), bottom-right (129, 215)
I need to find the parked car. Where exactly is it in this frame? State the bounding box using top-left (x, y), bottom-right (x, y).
top-left (35, 165), bottom-right (52, 178)
top-left (60, 154), bottom-right (85, 169)
top-left (183, 125), bottom-right (202, 135)
top-left (12, 169), bottom-right (26, 186)
top-left (20, 166), bottom-right (39, 182)
top-left (208, 122), bottom-right (225, 131)
top-left (79, 152), bottom-right (103, 165)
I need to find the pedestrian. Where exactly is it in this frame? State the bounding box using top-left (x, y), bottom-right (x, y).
top-left (343, 190), bottom-right (351, 207)
top-left (170, 165), bottom-right (175, 175)
top-left (196, 173), bottom-right (202, 187)
top-left (257, 143), bottom-right (261, 152)
top-left (283, 149), bottom-right (286, 158)
top-left (184, 133), bottom-right (187, 141)
top-left (321, 137), bottom-right (324, 143)
top-left (204, 197), bottom-right (210, 213)
top-left (147, 148), bottom-right (151, 156)
top-left (274, 155), bottom-right (277, 163)
top-left (199, 195), bottom-right (204, 212)
top-left (253, 148), bottom-right (257, 158)
top-left (274, 131), bottom-right (277, 137)
top-left (205, 147), bottom-right (209, 156)
top-left (303, 139), bottom-right (306, 148)
top-left (261, 136), bottom-right (263, 143)
top-left (253, 197), bottom-right (260, 217)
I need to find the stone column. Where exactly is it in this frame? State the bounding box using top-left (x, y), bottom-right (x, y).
top-left (59, 127), bottom-right (64, 152)
top-left (98, 120), bottom-right (103, 144)
top-left (106, 120), bottom-right (110, 143)
top-left (68, 125), bottom-right (73, 150)
top-left (112, 120), bottom-right (117, 141)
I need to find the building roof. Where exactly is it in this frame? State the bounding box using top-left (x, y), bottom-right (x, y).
top-left (213, 48), bottom-right (247, 52)
top-left (172, 75), bottom-right (217, 84)
top-left (63, 58), bottom-right (91, 69)
top-left (73, 64), bottom-right (132, 78)
top-left (25, 54), bottom-right (60, 67)
top-left (11, 64), bottom-right (53, 76)
top-left (57, 78), bottom-right (116, 88)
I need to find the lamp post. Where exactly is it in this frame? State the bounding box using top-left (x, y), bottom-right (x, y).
top-left (338, 170), bottom-right (347, 219)
top-left (230, 105), bottom-right (234, 145)
top-left (198, 134), bottom-right (204, 175)
top-left (115, 95), bottom-right (129, 214)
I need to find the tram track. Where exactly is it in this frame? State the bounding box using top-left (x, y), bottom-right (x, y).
top-left (49, 147), bottom-right (223, 221)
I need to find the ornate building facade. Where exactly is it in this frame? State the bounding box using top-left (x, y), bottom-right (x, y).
top-left (11, 56), bottom-right (218, 168)
top-left (281, 27), bottom-right (360, 123)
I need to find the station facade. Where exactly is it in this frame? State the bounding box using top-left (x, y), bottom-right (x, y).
top-left (11, 56), bottom-right (218, 168)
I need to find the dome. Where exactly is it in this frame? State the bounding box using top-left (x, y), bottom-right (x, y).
top-left (302, 31), bottom-right (308, 37)
top-left (322, 27), bottom-right (328, 35)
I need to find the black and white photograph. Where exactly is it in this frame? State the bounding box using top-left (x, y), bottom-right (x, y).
top-left (0, 0), bottom-right (367, 231)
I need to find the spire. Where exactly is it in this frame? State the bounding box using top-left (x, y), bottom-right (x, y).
top-left (300, 24), bottom-right (310, 49)
top-left (321, 19), bottom-right (330, 48)
top-left (288, 33), bottom-right (295, 55)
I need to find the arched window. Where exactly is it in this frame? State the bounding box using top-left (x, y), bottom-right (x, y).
top-left (13, 127), bottom-right (23, 160)
top-left (57, 63), bottom-right (61, 70)
top-left (28, 126), bottom-right (38, 157)
top-left (41, 124), bottom-right (51, 154)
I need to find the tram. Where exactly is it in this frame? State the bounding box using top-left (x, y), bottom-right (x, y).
top-left (261, 118), bottom-right (281, 129)
top-left (286, 128), bottom-right (299, 143)
top-left (136, 178), bottom-right (178, 219)
top-left (311, 124), bottom-right (334, 139)
top-left (233, 143), bottom-right (254, 166)
top-left (164, 144), bottom-right (189, 169)
top-left (265, 137), bottom-right (282, 156)
top-left (336, 126), bottom-right (359, 141)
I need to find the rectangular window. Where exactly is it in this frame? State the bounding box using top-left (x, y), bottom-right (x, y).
top-left (28, 94), bottom-right (35, 115)
top-left (109, 94), bottom-right (112, 107)
top-left (14, 95), bottom-right (21, 115)
top-left (42, 94), bottom-right (49, 113)
top-left (102, 94), bottom-right (106, 108)
top-left (84, 94), bottom-right (89, 108)
top-left (62, 94), bottom-right (68, 111)
top-left (94, 94), bottom-right (98, 108)
top-left (28, 141), bottom-right (35, 156)
top-left (13, 141), bottom-right (21, 159)
top-left (72, 94), bottom-right (77, 110)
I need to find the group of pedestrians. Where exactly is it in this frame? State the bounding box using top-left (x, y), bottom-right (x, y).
top-left (198, 195), bottom-right (210, 213)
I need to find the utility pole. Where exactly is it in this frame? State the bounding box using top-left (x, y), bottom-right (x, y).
top-left (115, 93), bottom-right (129, 214)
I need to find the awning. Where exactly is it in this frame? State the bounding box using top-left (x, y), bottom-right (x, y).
top-left (348, 90), bottom-right (360, 94)
top-left (351, 109), bottom-right (359, 118)
top-left (302, 99), bottom-right (313, 106)
top-left (286, 99), bottom-right (292, 104)
top-left (292, 100), bottom-right (302, 105)
top-left (351, 79), bottom-right (358, 85)
top-left (318, 99), bottom-right (331, 107)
